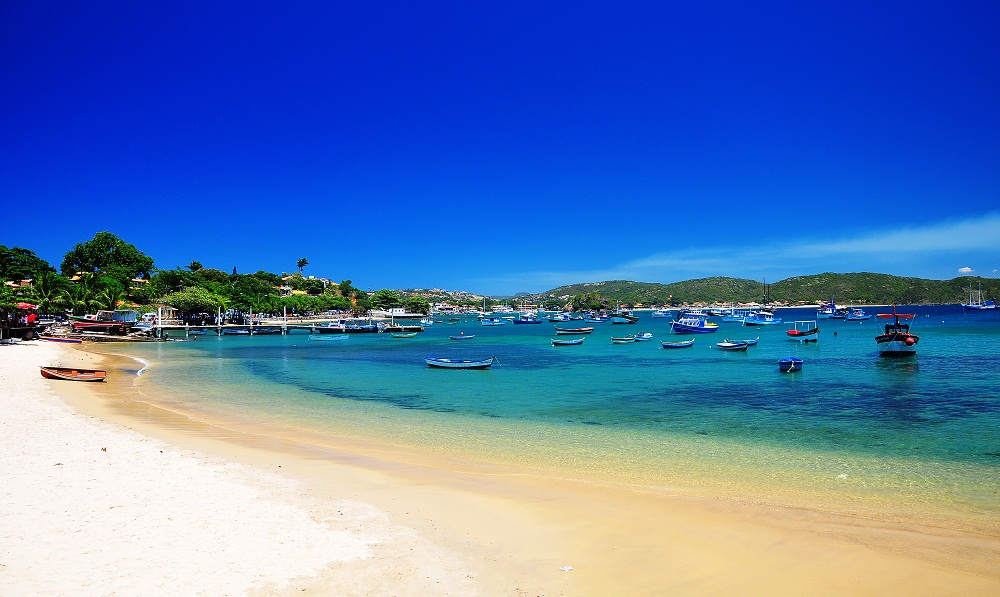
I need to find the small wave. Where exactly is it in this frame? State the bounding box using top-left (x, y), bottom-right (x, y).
top-left (131, 356), bottom-right (151, 377)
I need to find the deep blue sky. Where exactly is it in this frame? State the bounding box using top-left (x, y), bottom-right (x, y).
top-left (3, 2), bottom-right (999, 295)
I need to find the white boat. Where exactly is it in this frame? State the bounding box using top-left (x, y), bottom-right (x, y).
top-left (309, 334), bottom-right (348, 341)
top-left (651, 309), bottom-right (673, 318)
top-left (424, 355), bottom-right (495, 369)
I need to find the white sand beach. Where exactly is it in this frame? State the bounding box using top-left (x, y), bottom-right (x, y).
top-left (3, 340), bottom-right (999, 596)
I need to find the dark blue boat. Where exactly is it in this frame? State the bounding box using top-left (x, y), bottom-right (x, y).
top-left (778, 356), bottom-right (803, 372)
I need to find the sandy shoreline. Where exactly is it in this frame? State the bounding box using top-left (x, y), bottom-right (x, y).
top-left (2, 341), bottom-right (999, 595)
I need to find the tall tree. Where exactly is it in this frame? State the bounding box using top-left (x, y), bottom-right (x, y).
top-left (29, 270), bottom-right (70, 314)
top-left (60, 232), bottom-right (155, 286)
top-left (0, 245), bottom-right (54, 281)
top-left (296, 258), bottom-right (308, 273)
top-left (187, 260), bottom-right (203, 272)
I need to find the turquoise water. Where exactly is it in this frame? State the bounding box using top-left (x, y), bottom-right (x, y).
top-left (112, 306), bottom-right (1000, 525)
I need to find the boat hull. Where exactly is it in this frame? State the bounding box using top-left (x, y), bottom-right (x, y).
top-left (425, 356), bottom-right (495, 369)
top-left (876, 334), bottom-right (919, 356)
top-left (670, 321), bottom-right (718, 334)
top-left (661, 339), bottom-right (695, 348)
top-left (553, 327), bottom-right (594, 335)
top-left (551, 338), bottom-right (584, 346)
top-left (778, 357), bottom-right (802, 372)
top-left (40, 367), bottom-right (107, 382)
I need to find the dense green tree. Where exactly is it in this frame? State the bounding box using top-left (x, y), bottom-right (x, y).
top-left (60, 232), bottom-right (155, 286)
top-left (60, 273), bottom-right (103, 315)
top-left (402, 295), bottom-right (431, 315)
top-left (370, 289), bottom-right (402, 310)
top-left (163, 287), bottom-right (229, 315)
top-left (28, 271), bottom-right (70, 314)
top-left (0, 245), bottom-right (55, 281)
top-left (187, 260), bottom-right (203, 271)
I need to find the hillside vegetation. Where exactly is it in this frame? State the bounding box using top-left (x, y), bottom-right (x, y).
top-left (528, 273), bottom-right (998, 306)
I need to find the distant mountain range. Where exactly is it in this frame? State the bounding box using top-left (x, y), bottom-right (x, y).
top-left (520, 273), bottom-right (998, 306)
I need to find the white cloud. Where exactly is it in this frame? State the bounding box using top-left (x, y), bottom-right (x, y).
top-left (958, 267), bottom-right (974, 273)
top-left (484, 212), bottom-right (1000, 293)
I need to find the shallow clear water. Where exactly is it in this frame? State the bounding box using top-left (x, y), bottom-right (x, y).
top-left (112, 306), bottom-right (1000, 524)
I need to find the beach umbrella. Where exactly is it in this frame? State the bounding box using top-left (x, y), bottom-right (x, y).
top-left (16, 302), bottom-right (39, 310)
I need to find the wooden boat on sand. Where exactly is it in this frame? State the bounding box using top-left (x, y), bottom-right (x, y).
top-left (40, 366), bottom-right (107, 382)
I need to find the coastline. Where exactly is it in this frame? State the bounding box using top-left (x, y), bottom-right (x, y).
top-left (3, 341), bottom-right (999, 595)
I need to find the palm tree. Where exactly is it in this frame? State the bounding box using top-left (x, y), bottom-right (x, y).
top-left (187, 260), bottom-right (203, 272)
top-left (30, 270), bottom-right (69, 315)
top-left (61, 275), bottom-right (101, 316)
top-left (97, 285), bottom-right (129, 312)
top-left (296, 258), bottom-right (308, 273)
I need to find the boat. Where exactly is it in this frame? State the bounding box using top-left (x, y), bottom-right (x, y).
top-left (778, 356), bottom-right (803, 372)
top-left (419, 318), bottom-right (435, 326)
top-left (222, 328), bottom-right (251, 335)
top-left (308, 334), bottom-right (348, 341)
top-left (449, 334), bottom-right (475, 340)
top-left (611, 335), bottom-right (636, 344)
top-left (513, 314), bottom-right (543, 324)
top-left (553, 326), bottom-right (594, 335)
top-left (186, 329), bottom-right (208, 335)
top-left (715, 340), bottom-right (749, 351)
top-left (816, 298), bottom-right (848, 319)
top-left (845, 307), bottom-right (872, 321)
top-left (633, 332), bottom-right (653, 341)
top-left (480, 317), bottom-right (507, 326)
top-left (724, 336), bottom-right (759, 346)
top-left (744, 311), bottom-right (781, 326)
top-left (551, 337), bottom-right (585, 346)
top-left (39, 366), bottom-right (107, 382)
top-left (875, 306), bottom-right (919, 357)
top-left (785, 321), bottom-right (820, 342)
top-left (962, 281), bottom-right (996, 310)
top-left (669, 313), bottom-right (719, 334)
top-left (547, 313), bottom-right (571, 322)
top-left (721, 308), bottom-right (755, 323)
top-left (661, 338), bottom-right (696, 348)
top-left (651, 309), bottom-right (673, 318)
top-left (424, 355), bottom-right (496, 369)
top-left (40, 336), bottom-right (83, 344)
top-left (610, 308), bottom-right (639, 324)
top-left (391, 332), bottom-right (418, 338)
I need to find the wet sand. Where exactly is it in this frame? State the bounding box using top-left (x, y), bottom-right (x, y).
top-left (3, 340), bottom-right (998, 595)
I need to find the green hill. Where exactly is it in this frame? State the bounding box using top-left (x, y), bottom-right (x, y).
top-left (526, 273), bottom-right (998, 306)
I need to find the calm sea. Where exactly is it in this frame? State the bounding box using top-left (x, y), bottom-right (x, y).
top-left (109, 305), bottom-right (1000, 528)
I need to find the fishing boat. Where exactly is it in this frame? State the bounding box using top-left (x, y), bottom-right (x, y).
top-left (512, 314), bottom-right (543, 324)
top-left (785, 321), bottom-right (820, 342)
top-left (222, 328), bottom-right (251, 335)
top-left (186, 329), bottom-right (208, 335)
top-left (721, 308), bottom-right (755, 323)
top-left (633, 332), bottom-right (653, 341)
top-left (610, 308), bottom-right (639, 324)
top-left (962, 281), bottom-right (996, 310)
top-left (40, 336), bottom-right (83, 344)
top-left (547, 313), bottom-right (571, 322)
top-left (553, 326), bottom-right (594, 335)
top-left (669, 312), bottom-right (719, 334)
top-left (391, 332), bottom-right (417, 338)
top-left (40, 366), bottom-right (107, 382)
top-left (724, 336), bottom-right (759, 346)
top-left (661, 338), bottom-right (696, 348)
top-left (778, 356), bottom-right (803, 372)
top-left (744, 311), bottom-right (782, 326)
top-left (875, 306), bottom-right (919, 357)
top-left (480, 317), bottom-right (506, 326)
top-left (551, 337), bottom-right (584, 346)
top-left (449, 334), bottom-right (475, 340)
top-left (424, 355), bottom-right (496, 369)
top-left (651, 309), bottom-right (673, 318)
top-left (715, 340), bottom-right (749, 351)
top-left (816, 298), bottom-right (848, 319)
top-left (611, 335), bottom-right (637, 344)
top-left (308, 334), bottom-right (348, 341)
top-left (845, 308), bottom-right (872, 321)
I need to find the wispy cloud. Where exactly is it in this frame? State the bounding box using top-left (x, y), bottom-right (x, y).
top-left (484, 212), bottom-right (1000, 294)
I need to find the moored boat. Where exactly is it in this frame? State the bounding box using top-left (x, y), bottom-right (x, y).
top-left (424, 355), bottom-right (496, 369)
top-left (715, 340), bottom-right (749, 351)
top-left (633, 332), bottom-right (653, 341)
top-left (651, 309), bottom-right (673, 318)
top-left (391, 332), bottom-right (418, 338)
top-left (724, 336), bottom-right (759, 346)
top-left (661, 338), bottom-right (695, 348)
top-left (875, 306), bottom-right (919, 356)
top-left (785, 321), bottom-right (820, 342)
top-left (962, 281), bottom-right (996, 310)
top-left (778, 356), bottom-right (803, 372)
top-left (611, 335), bottom-right (636, 344)
top-left (449, 334), bottom-right (475, 340)
top-left (816, 298), bottom-right (848, 319)
top-left (40, 366), bottom-right (107, 382)
top-left (610, 308), bottom-right (639, 324)
top-left (551, 337), bottom-right (584, 346)
top-left (744, 311), bottom-right (782, 326)
top-left (669, 313), bottom-right (719, 334)
top-left (308, 334), bottom-right (348, 341)
top-left (553, 326), bottom-right (594, 335)
top-left (845, 308), bottom-right (872, 321)
top-left (481, 317), bottom-right (507, 326)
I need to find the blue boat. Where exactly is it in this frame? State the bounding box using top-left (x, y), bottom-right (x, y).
top-left (610, 308), bottom-right (639, 324)
top-left (660, 338), bottom-right (695, 348)
top-left (778, 356), bottom-right (803, 372)
top-left (449, 334), bottom-right (475, 340)
top-left (845, 308), bottom-right (872, 321)
top-left (744, 311), bottom-right (782, 326)
top-left (425, 355), bottom-right (495, 369)
top-left (480, 317), bottom-right (506, 326)
top-left (816, 298), bottom-right (848, 319)
top-left (513, 314), bottom-right (543, 324)
top-left (651, 309), bottom-right (673, 318)
top-left (669, 313), bottom-right (719, 334)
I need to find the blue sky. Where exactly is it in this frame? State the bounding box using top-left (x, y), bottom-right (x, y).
top-left (3, 2), bottom-right (999, 295)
